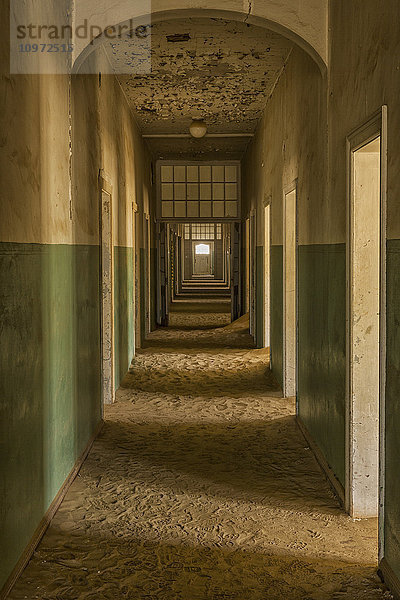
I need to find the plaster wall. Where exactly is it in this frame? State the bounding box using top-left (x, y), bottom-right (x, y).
top-left (243, 8), bottom-right (400, 592)
top-left (328, 0), bottom-right (400, 585)
top-left (0, 0), bottom-right (71, 246)
top-left (329, 0), bottom-right (400, 243)
top-left (72, 48), bottom-right (152, 249)
top-left (242, 47), bottom-right (329, 248)
top-left (0, 8), bottom-right (152, 590)
top-left (242, 46), bottom-right (346, 485)
top-left (72, 45), bottom-right (153, 384)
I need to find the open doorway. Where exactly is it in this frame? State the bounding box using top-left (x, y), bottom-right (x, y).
top-left (264, 202), bottom-right (271, 349)
top-left (135, 211), bottom-right (141, 347)
top-left (132, 201), bottom-right (138, 353)
top-left (346, 109), bottom-right (387, 523)
top-left (245, 217), bottom-right (250, 314)
top-left (283, 183), bottom-right (298, 399)
top-left (99, 174), bottom-right (114, 406)
top-left (145, 213), bottom-right (151, 335)
top-left (193, 241), bottom-right (214, 276)
top-left (249, 211), bottom-right (256, 338)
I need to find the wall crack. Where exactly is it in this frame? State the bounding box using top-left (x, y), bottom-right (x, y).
top-left (244, 0), bottom-right (253, 23)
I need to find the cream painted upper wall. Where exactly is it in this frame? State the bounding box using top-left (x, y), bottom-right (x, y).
top-left (242, 46), bottom-right (327, 247)
top-left (329, 0), bottom-right (400, 240)
top-left (72, 0), bottom-right (328, 69)
top-left (0, 0), bottom-right (152, 246)
top-left (72, 47), bottom-right (153, 248)
top-left (0, 0), bottom-right (73, 245)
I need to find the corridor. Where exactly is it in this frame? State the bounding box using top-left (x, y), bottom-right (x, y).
top-left (3, 2), bottom-right (400, 598)
top-left (9, 302), bottom-right (390, 600)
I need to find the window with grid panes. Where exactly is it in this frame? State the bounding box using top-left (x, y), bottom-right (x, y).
top-left (159, 163), bottom-right (239, 219)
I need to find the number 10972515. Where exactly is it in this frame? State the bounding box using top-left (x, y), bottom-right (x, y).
top-left (19, 43), bottom-right (73, 52)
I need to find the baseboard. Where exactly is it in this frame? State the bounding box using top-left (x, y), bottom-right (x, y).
top-left (0, 420), bottom-right (104, 600)
top-left (296, 416), bottom-right (345, 505)
top-left (379, 557), bottom-right (400, 599)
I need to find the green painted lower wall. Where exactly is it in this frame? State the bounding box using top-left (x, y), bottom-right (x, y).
top-left (384, 239), bottom-right (400, 578)
top-left (297, 243), bottom-right (346, 486)
top-left (270, 245), bottom-right (283, 388)
top-left (114, 246), bottom-right (135, 390)
top-left (255, 246), bottom-right (264, 349)
top-left (4, 239), bottom-right (400, 592)
top-left (0, 242), bottom-right (102, 591)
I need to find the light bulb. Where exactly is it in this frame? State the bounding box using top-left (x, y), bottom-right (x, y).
top-left (189, 119), bottom-right (207, 138)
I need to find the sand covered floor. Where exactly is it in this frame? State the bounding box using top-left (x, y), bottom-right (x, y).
top-left (10, 304), bottom-right (392, 599)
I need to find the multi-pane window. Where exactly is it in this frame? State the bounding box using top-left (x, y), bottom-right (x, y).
top-left (192, 223), bottom-right (215, 240)
top-left (159, 162), bottom-right (240, 219)
top-left (184, 223), bottom-right (223, 241)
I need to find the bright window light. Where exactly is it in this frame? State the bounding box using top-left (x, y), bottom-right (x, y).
top-left (195, 243), bottom-right (210, 255)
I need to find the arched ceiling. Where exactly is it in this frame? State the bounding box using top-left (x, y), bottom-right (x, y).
top-left (72, 1), bottom-right (327, 158)
top-left (111, 18), bottom-right (293, 159)
top-left (72, 1), bottom-right (327, 159)
top-left (117, 18), bottom-right (293, 134)
top-left (72, 0), bottom-right (328, 69)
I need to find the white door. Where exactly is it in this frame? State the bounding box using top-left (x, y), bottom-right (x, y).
top-left (147, 216), bottom-right (151, 333)
top-left (100, 189), bottom-right (114, 405)
top-left (264, 203), bottom-right (271, 349)
top-left (245, 218), bottom-right (250, 313)
top-left (283, 186), bottom-right (297, 398)
top-left (193, 242), bottom-right (213, 275)
top-left (132, 202), bottom-right (137, 355)
top-left (347, 135), bottom-right (381, 518)
top-left (135, 211), bottom-right (141, 348)
top-left (249, 212), bottom-right (256, 337)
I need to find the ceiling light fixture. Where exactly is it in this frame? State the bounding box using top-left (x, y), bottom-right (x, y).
top-left (189, 118), bottom-right (207, 139)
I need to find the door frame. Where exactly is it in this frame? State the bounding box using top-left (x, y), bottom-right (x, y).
top-left (135, 210), bottom-right (141, 347)
top-left (244, 217), bottom-right (250, 314)
top-left (132, 201), bottom-right (138, 353)
top-left (231, 221), bottom-right (240, 322)
top-left (345, 107), bottom-right (387, 533)
top-left (156, 221), bottom-right (168, 326)
top-left (145, 213), bottom-right (151, 334)
top-left (249, 209), bottom-right (256, 338)
top-left (99, 171), bottom-right (114, 406)
top-left (192, 240), bottom-right (214, 276)
top-left (264, 197), bottom-right (271, 349)
top-left (283, 181), bottom-right (298, 399)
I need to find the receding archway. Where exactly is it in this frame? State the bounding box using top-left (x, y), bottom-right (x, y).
top-left (72, 5), bottom-right (328, 76)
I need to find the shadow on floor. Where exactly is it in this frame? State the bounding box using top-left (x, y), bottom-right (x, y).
top-left (170, 301), bottom-right (231, 314)
top-left (141, 334), bottom-right (255, 350)
top-left (158, 324), bottom-right (232, 332)
top-left (123, 360), bottom-right (279, 398)
top-left (96, 417), bottom-right (339, 515)
top-left (9, 527), bottom-right (386, 600)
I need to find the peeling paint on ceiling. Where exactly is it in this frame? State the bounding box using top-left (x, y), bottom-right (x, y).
top-left (114, 18), bottom-right (293, 157)
top-left (144, 136), bottom-right (251, 161)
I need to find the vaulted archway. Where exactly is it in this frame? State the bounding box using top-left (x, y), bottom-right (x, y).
top-left (72, 1), bottom-right (328, 74)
